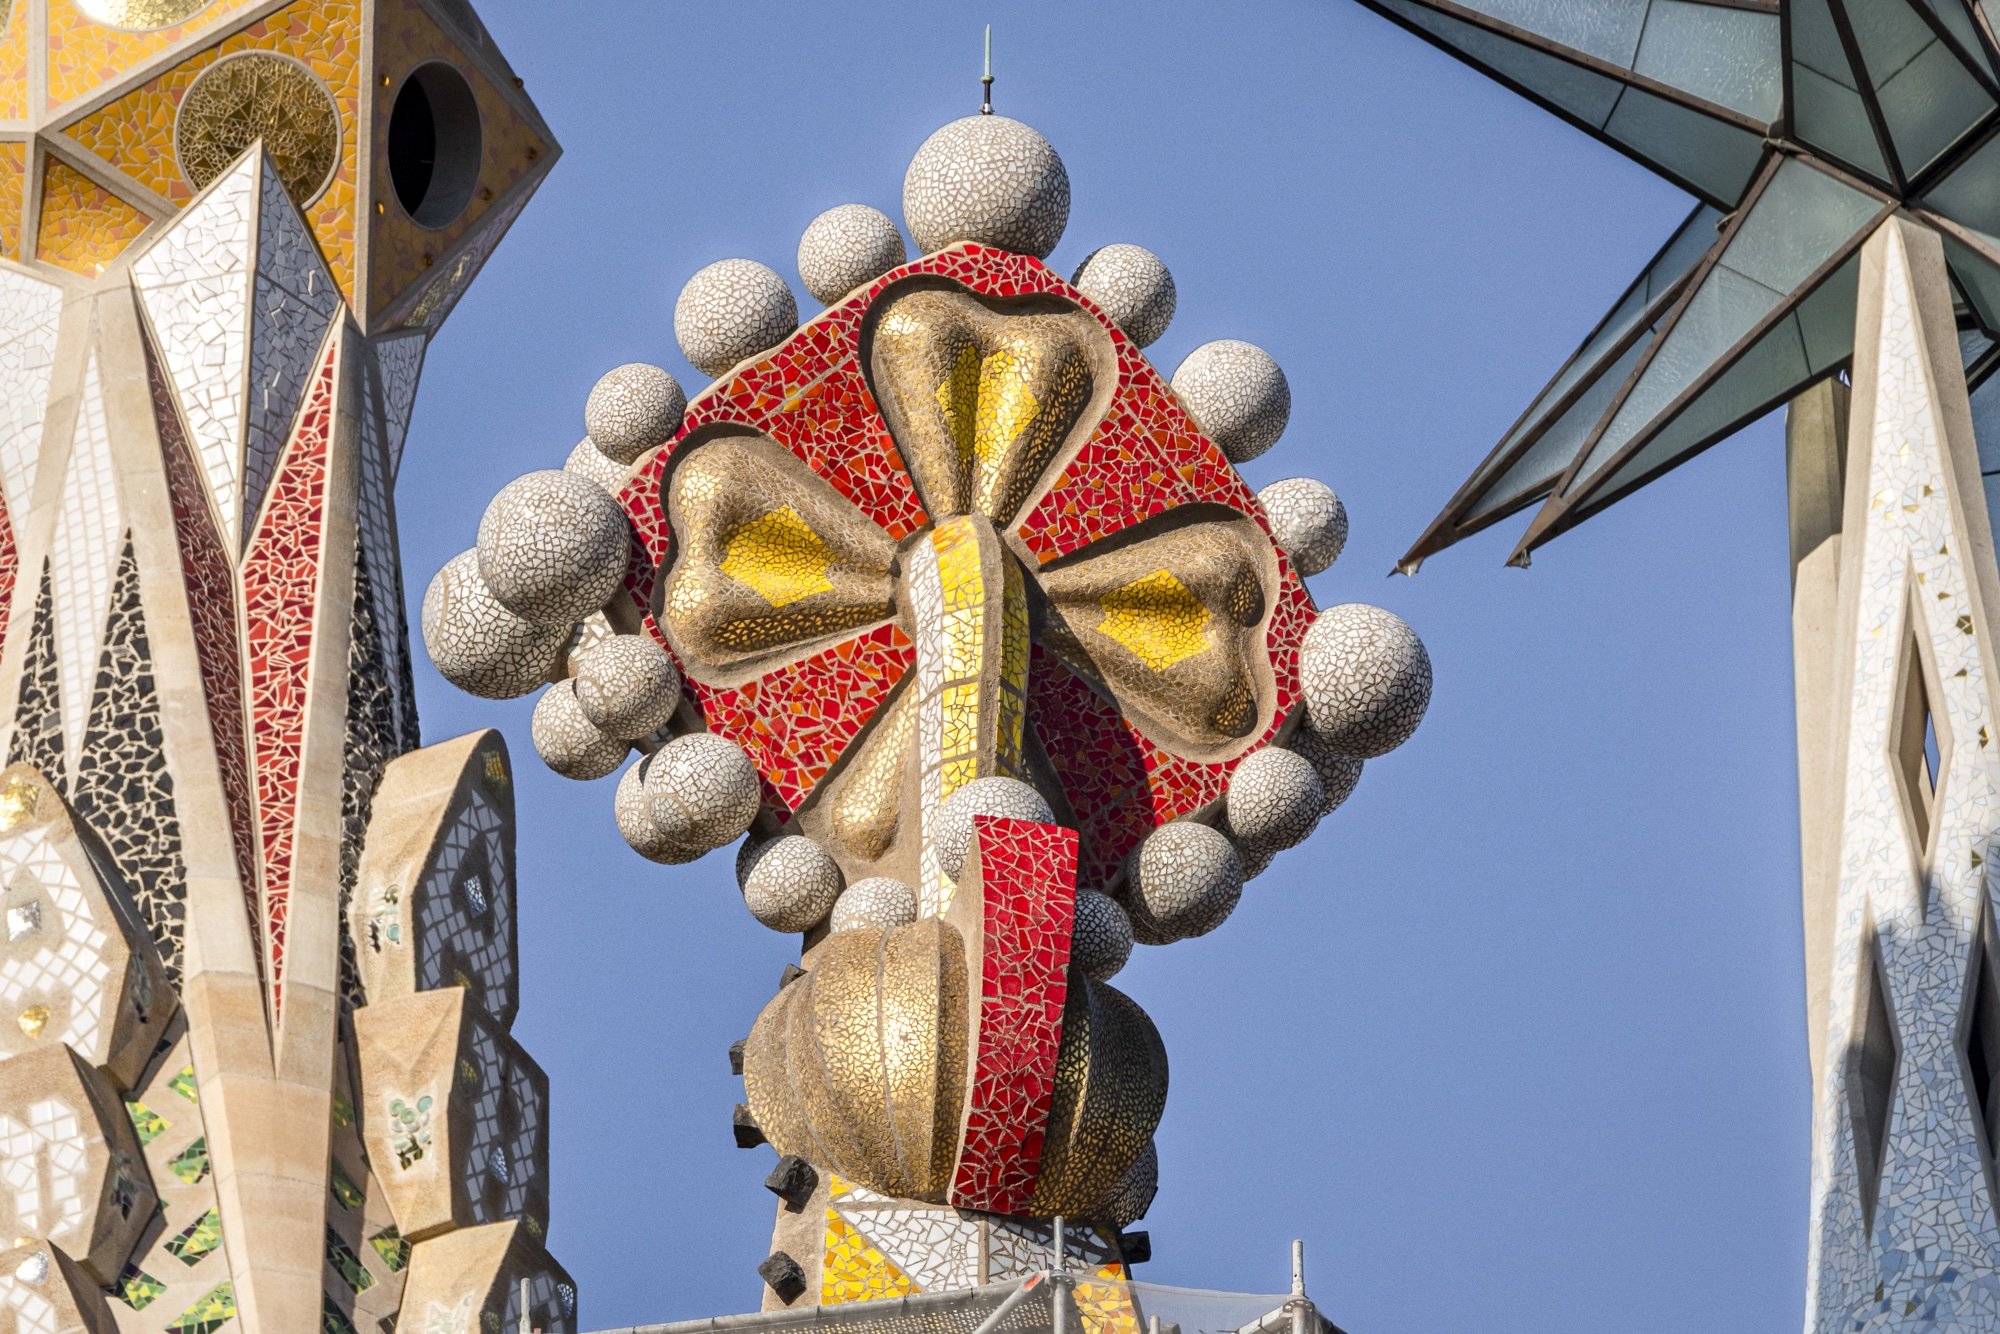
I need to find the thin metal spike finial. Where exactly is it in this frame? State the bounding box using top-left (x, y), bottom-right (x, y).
top-left (981, 24), bottom-right (994, 114)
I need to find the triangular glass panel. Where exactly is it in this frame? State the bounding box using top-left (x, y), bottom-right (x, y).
top-left (1838, 0), bottom-right (1996, 182)
top-left (1788, 0), bottom-right (1898, 186)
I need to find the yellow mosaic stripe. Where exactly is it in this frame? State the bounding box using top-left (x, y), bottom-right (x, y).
top-left (821, 1212), bottom-right (918, 1304)
top-left (0, 142), bottom-right (24, 260)
top-left (0, 0), bottom-right (26, 121)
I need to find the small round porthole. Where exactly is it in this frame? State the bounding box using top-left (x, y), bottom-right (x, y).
top-left (387, 62), bottom-right (482, 228)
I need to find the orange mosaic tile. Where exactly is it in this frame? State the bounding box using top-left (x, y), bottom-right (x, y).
top-left (367, 0), bottom-right (549, 321)
top-left (60, 0), bottom-right (363, 300)
top-left (820, 1213), bottom-right (918, 1305)
top-left (34, 158), bottom-right (154, 276)
top-left (0, 141), bottom-right (24, 258)
top-left (0, 0), bottom-right (28, 122)
top-left (45, 0), bottom-right (263, 110)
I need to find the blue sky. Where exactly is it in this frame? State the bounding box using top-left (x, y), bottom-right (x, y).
top-left (397, 3), bottom-right (1808, 1329)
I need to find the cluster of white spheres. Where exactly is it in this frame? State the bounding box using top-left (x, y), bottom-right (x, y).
top-left (1224, 746), bottom-right (1324, 854)
top-left (797, 204), bottom-right (907, 305)
top-left (1300, 604), bottom-right (1433, 759)
top-left (933, 776), bottom-right (1056, 880)
top-left (572, 635), bottom-right (680, 741)
top-left (903, 115), bottom-right (1070, 259)
top-left (608, 733), bottom-right (762, 865)
top-left (1257, 477), bottom-right (1348, 576)
top-left (585, 363), bottom-right (685, 466)
top-left (1172, 340), bottom-right (1291, 464)
top-left (531, 682), bottom-right (627, 781)
top-left (1072, 244), bottom-right (1176, 348)
top-left (737, 836), bottom-right (844, 933)
top-left (421, 550), bottom-right (567, 700)
top-left (674, 258), bottom-right (799, 378)
top-left (475, 470), bottom-right (631, 626)
top-left (1071, 889), bottom-right (1134, 980)
top-left (1122, 821), bottom-right (1245, 944)
top-left (829, 876), bottom-right (919, 933)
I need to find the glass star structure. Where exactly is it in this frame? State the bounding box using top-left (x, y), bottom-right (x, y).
top-left (1362, 0), bottom-right (2000, 568)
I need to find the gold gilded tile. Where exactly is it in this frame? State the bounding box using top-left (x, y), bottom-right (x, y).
top-left (174, 52), bottom-right (341, 204)
top-left (1097, 569), bottom-right (1211, 672)
top-left (35, 159), bottom-right (153, 276)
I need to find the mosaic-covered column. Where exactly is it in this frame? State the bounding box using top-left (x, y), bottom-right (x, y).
top-left (0, 2), bottom-right (571, 1331)
top-left (1803, 215), bottom-right (2000, 1328)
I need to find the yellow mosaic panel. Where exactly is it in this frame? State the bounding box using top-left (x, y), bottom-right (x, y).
top-left (0, 141), bottom-right (25, 258)
top-left (721, 505), bottom-right (837, 609)
top-left (821, 1211), bottom-right (918, 1304)
top-left (369, 0), bottom-right (549, 321)
top-left (60, 0), bottom-right (363, 299)
top-left (1075, 1273), bottom-right (1144, 1334)
top-left (934, 344), bottom-right (1042, 471)
top-left (35, 158), bottom-right (153, 275)
top-left (1098, 570), bottom-right (1212, 671)
top-left (45, 0), bottom-right (262, 109)
top-left (0, 1), bottom-right (27, 121)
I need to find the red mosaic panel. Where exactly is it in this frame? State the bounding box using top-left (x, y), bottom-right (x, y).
top-left (146, 331), bottom-right (261, 948)
top-left (950, 815), bottom-right (1077, 1215)
top-left (241, 332), bottom-right (338, 1013)
top-left (613, 242), bottom-right (1316, 849)
top-left (681, 619), bottom-right (913, 818)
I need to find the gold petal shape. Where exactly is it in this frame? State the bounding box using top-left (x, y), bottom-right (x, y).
top-left (743, 919), bottom-right (968, 1201)
top-left (867, 283), bottom-right (1114, 525)
top-left (660, 430), bottom-right (900, 683)
top-left (1038, 509), bottom-right (1277, 756)
top-left (1029, 977), bottom-right (1168, 1217)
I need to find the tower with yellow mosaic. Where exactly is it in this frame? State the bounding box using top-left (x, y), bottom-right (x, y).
top-left (0, 2), bottom-right (572, 1332)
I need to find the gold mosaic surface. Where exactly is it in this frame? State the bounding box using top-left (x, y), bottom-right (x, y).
top-left (721, 505), bottom-right (837, 609)
top-left (871, 289), bottom-right (1104, 523)
top-left (0, 142), bottom-right (24, 259)
top-left (1028, 979), bottom-right (1167, 1217)
top-left (0, 1), bottom-right (26, 121)
top-left (35, 158), bottom-right (152, 275)
top-left (76, 0), bottom-right (213, 29)
top-left (1097, 570), bottom-right (1211, 672)
top-left (174, 52), bottom-right (340, 203)
top-left (830, 684), bottom-right (914, 861)
top-left (61, 0), bottom-right (362, 298)
top-left (45, 0), bottom-right (257, 108)
top-left (368, 0), bottom-right (549, 322)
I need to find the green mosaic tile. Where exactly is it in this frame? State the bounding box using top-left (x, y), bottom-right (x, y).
top-left (329, 1161), bottom-right (364, 1211)
top-left (165, 1208), bottom-right (224, 1266)
top-left (367, 1226), bottom-right (408, 1273)
top-left (330, 1090), bottom-right (354, 1129)
top-left (321, 1295), bottom-right (360, 1334)
top-left (126, 1100), bottom-right (169, 1145)
top-left (165, 1281), bottom-right (236, 1334)
top-left (325, 1227), bottom-right (373, 1295)
top-left (114, 1264), bottom-right (167, 1311)
top-left (168, 1064), bottom-right (199, 1102)
top-left (169, 1137), bottom-right (210, 1185)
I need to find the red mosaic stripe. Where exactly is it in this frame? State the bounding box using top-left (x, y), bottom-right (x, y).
top-left (949, 815), bottom-right (1077, 1216)
top-left (241, 332), bottom-right (338, 1014)
top-left (146, 331), bottom-right (261, 949)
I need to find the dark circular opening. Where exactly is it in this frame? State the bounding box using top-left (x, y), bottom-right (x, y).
top-left (387, 62), bottom-right (482, 228)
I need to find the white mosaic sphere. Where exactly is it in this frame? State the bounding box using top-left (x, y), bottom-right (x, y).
top-left (573, 634), bottom-right (681, 741)
top-left (1237, 840), bottom-right (1277, 883)
top-left (615, 756), bottom-right (700, 864)
top-left (1071, 889), bottom-right (1134, 981)
top-left (1301, 604), bottom-right (1433, 759)
top-left (737, 835), bottom-right (844, 933)
top-left (564, 436), bottom-right (627, 496)
top-left (1224, 746), bottom-right (1323, 854)
top-left (674, 259), bottom-right (798, 378)
top-left (644, 732), bottom-right (762, 854)
top-left (1258, 477), bottom-right (1347, 576)
top-left (903, 115), bottom-right (1070, 259)
top-left (797, 204), bottom-right (907, 305)
top-left (1171, 340), bottom-right (1291, 463)
top-left (1071, 244), bottom-right (1176, 348)
top-left (585, 362), bottom-right (686, 466)
top-left (1124, 821), bottom-right (1244, 945)
top-left (1288, 724), bottom-right (1365, 816)
top-left (828, 875), bottom-right (919, 933)
top-left (421, 550), bottom-right (568, 700)
top-left (1102, 1140), bottom-right (1159, 1227)
top-left (476, 470), bottom-right (631, 626)
top-left (530, 682), bottom-right (628, 781)
top-left (934, 776), bottom-right (1056, 880)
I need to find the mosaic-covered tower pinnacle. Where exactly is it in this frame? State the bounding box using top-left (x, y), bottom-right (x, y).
top-left (427, 105), bottom-right (1436, 1308)
top-left (0, 2), bottom-right (573, 1332)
